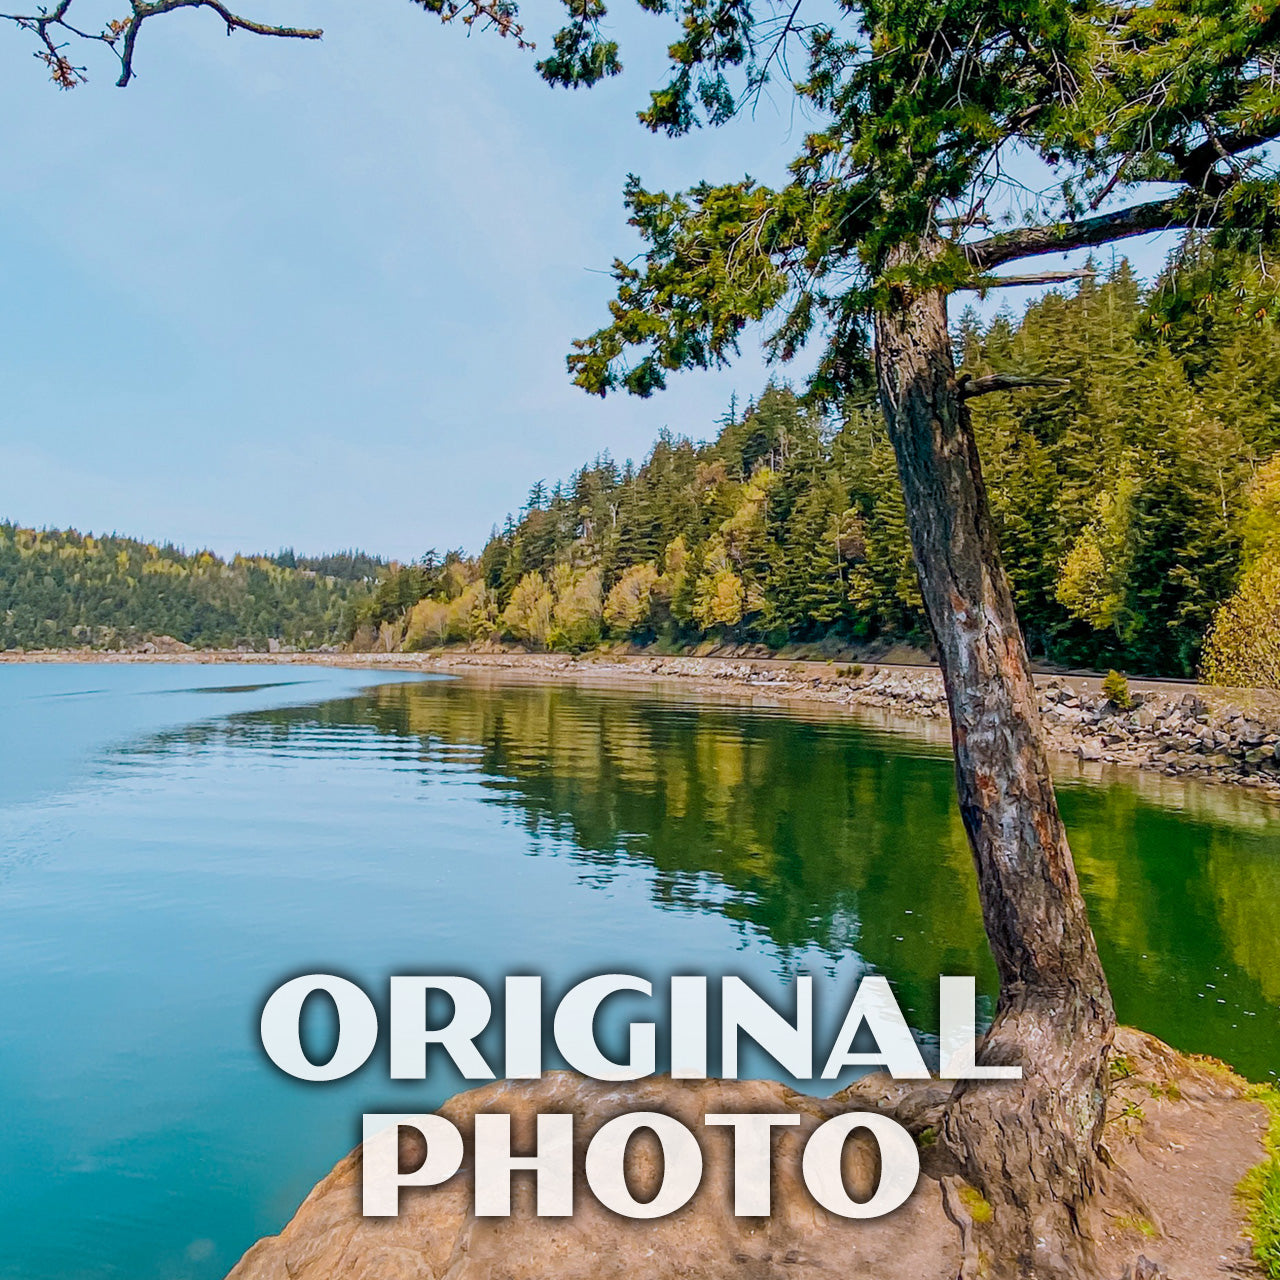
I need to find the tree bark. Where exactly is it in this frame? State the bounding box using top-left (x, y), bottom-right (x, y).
top-left (873, 248), bottom-right (1115, 1279)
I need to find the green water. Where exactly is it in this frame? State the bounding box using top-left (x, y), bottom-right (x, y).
top-left (333, 673), bottom-right (1280, 1075)
top-left (0, 664), bottom-right (1276, 1280)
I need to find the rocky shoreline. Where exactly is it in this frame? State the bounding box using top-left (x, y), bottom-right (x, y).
top-left (4, 646), bottom-right (1279, 802)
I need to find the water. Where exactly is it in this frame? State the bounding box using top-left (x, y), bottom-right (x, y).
top-left (1, 663), bottom-right (1277, 1280)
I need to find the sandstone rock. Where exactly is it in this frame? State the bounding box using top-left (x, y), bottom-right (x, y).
top-left (139, 634), bottom-right (194, 654)
top-left (225, 1031), bottom-right (1269, 1280)
top-left (226, 1074), bottom-right (960, 1280)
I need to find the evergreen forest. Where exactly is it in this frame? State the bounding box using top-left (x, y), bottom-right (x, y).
top-left (7, 252), bottom-right (1280, 683)
top-left (353, 255), bottom-right (1280, 683)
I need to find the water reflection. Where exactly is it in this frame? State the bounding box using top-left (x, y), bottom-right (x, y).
top-left (122, 675), bottom-right (1279, 1082)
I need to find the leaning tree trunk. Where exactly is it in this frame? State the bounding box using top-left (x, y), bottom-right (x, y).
top-left (873, 252), bottom-right (1115, 1279)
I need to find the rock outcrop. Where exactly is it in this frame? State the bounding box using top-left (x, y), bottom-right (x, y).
top-left (226, 1030), bottom-right (1267, 1280)
top-left (228, 1073), bottom-right (961, 1280)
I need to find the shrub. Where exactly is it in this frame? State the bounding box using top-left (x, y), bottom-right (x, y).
top-left (1240, 1087), bottom-right (1280, 1278)
top-left (1102, 669), bottom-right (1134, 710)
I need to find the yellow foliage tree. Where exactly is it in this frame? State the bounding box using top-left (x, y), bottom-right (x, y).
top-left (604, 562), bottom-right (660, 636)
top-left (442, 560), bottom-right (472, 600)
top-left (1056, 531), bottom-right (1113, 629)
top-left (454, 579), bottom-right (498, 640)
top-left (550, 565), bottom-right (603, 650)
top-left (1200, 557), bottom-right (1280, 689)
top-left (693, 567), bottom-right (745, 630)
top-left (404, 597), bottom-right (451, 649)
top-left (719, 466), bottom-right (774, 564)
top-left (662, 535), bottom-right (690, 598)
top-left (1055, 470), bottom-right (1136, 633)
top-left (501, 572), bottom-right (555, 647)
top-left (404, 580), bottom-right (498, 649)
top-left (1241, 455), bottom-right (1280, 566)
top-left (1202, 456), bottom-right (1280, 690)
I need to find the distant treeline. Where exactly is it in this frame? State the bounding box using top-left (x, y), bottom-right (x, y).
top-left (0, 526), bottom-right (381, 650)
top-left (352, 249), bottom-right (1280, 682)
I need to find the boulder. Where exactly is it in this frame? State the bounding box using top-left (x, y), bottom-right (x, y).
top-left (226, 1074), bottom-right (959, 1280)
top-left (224, 1031), bottom-right (1268, 1280)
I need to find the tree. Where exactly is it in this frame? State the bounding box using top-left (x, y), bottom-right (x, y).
top-left (501, 570), bottom-right (555, 647)
top-left (603, 561), bottom-right (661, 636)
top-left (1201, 555), bottom-right (1280, 689)
top-left (692, 557), bottom-right (746, 630)
top-left (521, 0), bottom-right (1280, 1273)
top-left (549, 563), bottom-right (604, 649)
top-left (1202, 456), bottom-right (1280, 689)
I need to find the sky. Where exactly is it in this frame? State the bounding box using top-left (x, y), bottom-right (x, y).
top-left (0, 0), bottom-right (1178, 561)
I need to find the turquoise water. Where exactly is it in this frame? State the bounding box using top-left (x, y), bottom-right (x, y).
top-left (1, 663), bottom-right (1277, 1280)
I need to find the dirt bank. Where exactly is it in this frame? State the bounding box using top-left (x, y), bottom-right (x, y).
top-left (225, 1027), bottom-right (1271, 1280)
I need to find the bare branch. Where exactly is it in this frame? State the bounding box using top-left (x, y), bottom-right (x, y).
top-left (752, 0), bottom-right (805, 90)
top-left (939, 215), bottom-right (993, 229)
top-left (967, 268), bottom-right (1096, 290)
top-left (1088, 154), bottom-right (1132, 211)
top-left (2, 0), bottom-right (322, 88)
top-left (115, 0), bottom-right (322, 87)
top-left (957, 373), bottom-right (1070, 399)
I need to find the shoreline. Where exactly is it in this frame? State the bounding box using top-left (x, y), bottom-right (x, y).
top-left (4, 646), bottom-right (1279, 803)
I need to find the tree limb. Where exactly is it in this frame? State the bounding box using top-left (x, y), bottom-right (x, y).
top-left (957, 373), bottom-right (1070, 399)
top-left (1173, 126), bottom-right (1271, 194)
top-left (968, 268), bottom-right (1096, 290)
top-left (1, 0), bottom-right (322, 87)
top-left (964, 198), bottom-right (1191, 273)
top-left (116, 0), bottom-right (322, 86)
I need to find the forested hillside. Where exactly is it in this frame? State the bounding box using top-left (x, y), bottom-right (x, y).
top-left (353, 253), bottom-right (1280, 682)
top-left (8, 253), bottom-right (1280, 680)
top-left (0, 526), bottom-right (379, 651)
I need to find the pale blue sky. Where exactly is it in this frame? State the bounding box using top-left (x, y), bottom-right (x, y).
top-left (0, 1), bottom-right (1175, 560)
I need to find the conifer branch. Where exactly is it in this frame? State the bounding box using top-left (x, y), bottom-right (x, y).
top-left (956, 372), bottom-right (1070, 399)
